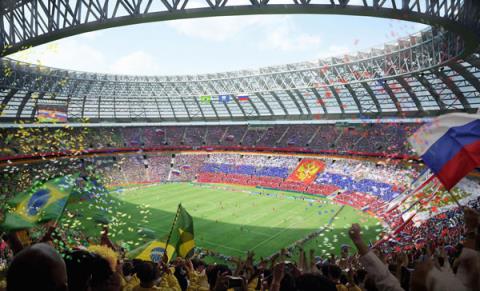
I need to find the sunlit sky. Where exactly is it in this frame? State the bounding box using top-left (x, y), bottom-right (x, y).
top-left (10, 15), bottom-right (427, 76)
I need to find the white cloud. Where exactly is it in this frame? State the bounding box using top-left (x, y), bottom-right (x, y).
top-left (109, 51), bottom-right (160, 75)
top-left (260, 22), bottom-right (322, 52)
top-left (166, 15), bottom-right (279, 42)
top-left (254, 16), bottom-right (323, 52)
top-left (10, 38), bottom-right (161, 75)
top-left (78, 30), bottom-right (104, 40)
top-left (167, 15), bottom-right (323, 52)
top-left (315, 45), bottom-right (351, 59)
top-left (10, 38), bottom-right (107, 72)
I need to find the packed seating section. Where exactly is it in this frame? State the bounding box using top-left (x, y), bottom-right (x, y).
top-left (1, 152), bottom-right (479, 291)
top-left (0, 123), bottom-right (422, 158)
top-left (2, 149), bottom-right (480, 291)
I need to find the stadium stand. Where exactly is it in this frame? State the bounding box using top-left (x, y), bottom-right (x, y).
top-left (145, 155), bottom-right (172, 183)
top-left (0, 201), bottom-right (478, 291)
top-left (0, 123), bottom-right (422, 158)
top-left (2, 112), bottom-right (480, 291)
top-left (170, 154), bottom-right (208, 182)
top-left (1, 0), bottom-right (480, 289)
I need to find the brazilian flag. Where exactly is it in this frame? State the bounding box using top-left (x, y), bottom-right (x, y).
top-left (128, 204), bottom-right (195, 262)
top-left (170, 204), bottom-right (195, 258)
top-left (1, 174), bottom-right (78, 231)
top-left (129, 240), bottom-right (176, 263)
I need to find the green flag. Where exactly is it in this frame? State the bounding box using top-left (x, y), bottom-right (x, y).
top-left (199, 95), bottom-right (211, 103)
top-left (1, 174), bottom-right (78, 231)
top-left (169, 204), bottom-right (195, 258)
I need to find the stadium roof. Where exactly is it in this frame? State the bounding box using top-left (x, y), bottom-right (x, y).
top-left (0, 0), bottom-right (479, 123)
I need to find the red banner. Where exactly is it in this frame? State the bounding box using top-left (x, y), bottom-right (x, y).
top-left (287, 159), bottom-right (325, 184)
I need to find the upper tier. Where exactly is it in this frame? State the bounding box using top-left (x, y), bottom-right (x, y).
top-left (0, 123), bottom-right (421, 159)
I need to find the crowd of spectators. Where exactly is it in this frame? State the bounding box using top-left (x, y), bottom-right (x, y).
top-left (146, 156), bottom-right (172, 183)
top-left (3, 151), bottom-right (478, 226)
top-left (202, 154), bottom-right (298, 180)
top-left (255, 126), bottom-right (288, 147)
top-left (333, 191), bottom-right (386, 213)
top-left (241, 128), bottom-right (267, 146)
top-left (183, 127), bottom-right (206, 146)
top-left (143, 128), bottom-right (167, 147)
top-left (380, 195), bottom-right (480, 253)
top-left (199, 154), bottom-right (415, 201)
top-left (213, 155), bottom-right (298, 170)
top-left (315, 173), bottom-right (398, 201)
top-left (324, 159), bottom-right (416, 188)
top-left (0, 204), bottom-right (479, 291)
top-left (0, 123), bottom-right (422, 158)
top-left (2, 124), bottom-right (480, 291)
top-left (277, 126), bottom-right (318, 147)
top-left (205, 127), bottom-right (226, 145)
top-left (169, 154), bottom-right (208, 182)
top-left (164, 127), bottom-right (185, 146)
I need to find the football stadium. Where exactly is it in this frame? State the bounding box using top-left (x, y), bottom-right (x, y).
top-left (0, 0), bottom-right (480, 290)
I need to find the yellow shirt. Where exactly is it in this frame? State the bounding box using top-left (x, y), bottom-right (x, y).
top-left (248, 276), bottom-right (259, 291)
top-left (158, 268), bottom-right (181, 291)
top-left (122, 275), bottom-right (140, 291)
top-left (187, 270), bottom-right (209, 291)
top-left (132, 285), bottom-right (161, 291)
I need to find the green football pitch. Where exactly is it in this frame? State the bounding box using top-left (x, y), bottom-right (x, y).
top-left (63, 182), bottom-right (383, 260)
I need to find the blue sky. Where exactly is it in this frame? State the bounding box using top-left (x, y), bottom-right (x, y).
top-left (11, 14), bottom-right (427, 75)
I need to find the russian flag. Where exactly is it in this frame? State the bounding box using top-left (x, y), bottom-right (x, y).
top-left (237, 95), bottom-right (249, 101)
top-left (409, 113), bottom-right (480, 190)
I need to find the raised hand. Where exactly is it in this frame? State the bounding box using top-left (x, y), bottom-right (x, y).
top-left (258, 257), bottom-right (267, 271)
top-left (297, 248), bottom-right (306, 272)
top-left (349, 224), bottom-right (369, 256)
top-left (185, 258), bottom-right (194, 273)
top-left (348, 223), bottom-right (362, 243)
top-left (308, 249), bottom-right (317, 273)
top-left (279, 248), bottom-right (287, 261)
top-left (270, 262), bottom-right (285, 291)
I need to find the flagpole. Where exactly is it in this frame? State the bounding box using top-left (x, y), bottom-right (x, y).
top-left (163, 204), bottom-right (181, 262)
top-left (385, 173), bottom-right (435, 214)
top-left (54, 175), bottom-right (77, 227)
top-left (374, 182), bottom-right (441, 248)
top-left (53, 199), bottom-right (69, 227)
